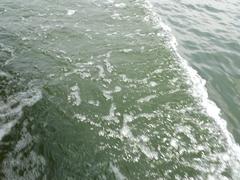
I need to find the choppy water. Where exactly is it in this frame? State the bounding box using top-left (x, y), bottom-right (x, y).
top-left (0, 0), bottom-right (240, 179)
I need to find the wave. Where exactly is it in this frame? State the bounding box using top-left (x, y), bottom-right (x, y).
top-left (141, 0), bottom-right (240, 176)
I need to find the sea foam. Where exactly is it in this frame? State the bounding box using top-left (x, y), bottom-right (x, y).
top-left (141, 0), bottom-right (240, 173)
top-left (67, 9), bottom-right (76, 16)
top-left (0, 88), bottom-right (42, 141)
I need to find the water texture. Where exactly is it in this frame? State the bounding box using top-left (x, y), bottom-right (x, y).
top-left (0, 0), bottom-right (240, 179)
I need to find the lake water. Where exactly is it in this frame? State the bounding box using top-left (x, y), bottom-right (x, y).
top-left (1, 0), bottom-right (240, 179)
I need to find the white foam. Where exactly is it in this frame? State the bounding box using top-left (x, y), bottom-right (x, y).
top-left (102, 86), bottom-right (122, 101)
top-left (111, 12), bottom-right (122, 20)
top-left (139, 135), bottom-right (150, 142)
top-left (3, 150), bottom-right (45, 179)
top-left (152, 69), bottom-right (163, 74)
top-left (88, 100), bottom-right (100, 106)
top-left (142, 0), bottom-right (240, 169)
top-left (121, 122), bottom-right (134, 139)
top-left (67, 9), bottom-right (76, 16)
top-left (170, 138), bottom-right (178, 149)
top-left (120, 114), bottom-right (158, 160)
top-left (103, 90), bottom-right (112, 100)
top-left (114, 3), bottom-right (126, 8)
top-left (149, 81), bottom-right (157, 87)
top-left (106, 0), bottom-right (115, 4)
top-left (0, 88), bottom-right (42, 141)
top-left (74, 114), bottom-right (87, 122)
top-left (104, 59), bottom-right (114, 73)
top-left (138, 144), bottom-right (158, 160)
top-left (0, 70), bottom-right (10, 78)
top-left (68, 84), bottom-right (81, 106)
top-left (137, 95), bottom-right (156, 103)
top-left (103, 103), bottom-right (119, 123)
top-left (0, 120), bottom-right (17, 141)
top-left (121, 114), bottom-right (134, 139)
top-left (114, 86), bottom-right (122, 93)
top-left (110, 163), bottom-right (127, 180)
top-left (97, 65), bottom-right (105, 79)
top-left (121, 49), bottom-right (133, 53)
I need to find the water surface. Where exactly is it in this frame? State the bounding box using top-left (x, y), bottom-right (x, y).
top-left (0, 0), bottom-right (240, 179)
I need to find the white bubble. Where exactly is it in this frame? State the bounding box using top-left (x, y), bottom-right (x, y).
top-left (67, 10), bottom-right (76, 16)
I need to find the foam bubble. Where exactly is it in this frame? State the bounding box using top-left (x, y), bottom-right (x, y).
top-left (121, 49), bottom-right (133, 53)
top-left (142, 0), bottom-right (240, 173)
top-left (0, 70), bottom-right (10, 78)
top-left (0, 88), bottom-right (42, 141)
top-left (120, 114), bottom-right (158, 160)
top-left (114, 3), bottom-right (127, 8)
top-left (88, 100), bottom-right (100, 106)
top-left (114, 86), bottom-right (122, 92)
top-left (137, 95), bottom-right (156, 103)
top-left (120, 115), bottom-right (135, 139)
top-left (0, 120), bottom-right (17, 141)
top-left (67, 9), bottom-right (76, 16)
top-left (170, 138), bottom-right (178, 149)
top-left (111, 12), bottom-right (122, 20)
top-left (97, 65), bottom-right (105, 79)
top-left (110, 163), bottom-right (127, 180)
top-left (3, 150), bottom-right (45, 179)
top-left (104, 59), bottom-right (114, 73)
top-left (74, 114), bottom-right (87, 122)
top-left (149, 81), bottom-right (157, 87)
top-left (103, 90), bottom-right (112, 100)
top-left (138, 144), bottom-right (158, 160)
top-left (68, 84), bottom-right (81, 106)
top-left (103, 103), bottom-right (119, 123)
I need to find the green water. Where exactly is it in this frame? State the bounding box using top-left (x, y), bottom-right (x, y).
top-left (151, 0), bottom-right (240, 144)
top-left (0, 0), bottom-right (240, 179)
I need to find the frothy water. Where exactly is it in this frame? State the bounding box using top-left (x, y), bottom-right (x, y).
top-left (67, 9), bottom-right (76, 16)
top-left (142, 0), bottom-right (240, 173)
top-left (68, 84), bottom-right (81, 106)
top-left (0, 87), bottom-right (42, 141)
top-left (1, 0), bottom-right (240, 179)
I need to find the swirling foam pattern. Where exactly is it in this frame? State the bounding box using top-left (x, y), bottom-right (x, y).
top-left (0, 0), bottom-right (240, 179)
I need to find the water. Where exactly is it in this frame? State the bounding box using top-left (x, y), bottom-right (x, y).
top-left (0, 0), bottom-right (240, 179)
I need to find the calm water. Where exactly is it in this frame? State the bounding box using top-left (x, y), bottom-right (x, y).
top-left (0, 0), bottom-right (240, 179)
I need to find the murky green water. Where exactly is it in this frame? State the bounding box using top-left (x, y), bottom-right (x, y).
top-left (1, 0), bottom-right (240, 179)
